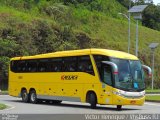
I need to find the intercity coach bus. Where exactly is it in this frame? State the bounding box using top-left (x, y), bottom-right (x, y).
top-left (9, 49), bottom-right (151, 110)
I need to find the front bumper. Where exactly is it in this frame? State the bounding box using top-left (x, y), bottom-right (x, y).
top-left (112, 94), bottom-right (145, 105)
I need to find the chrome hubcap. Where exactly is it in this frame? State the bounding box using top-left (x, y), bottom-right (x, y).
top-left (23, 93), bottom-right (27, 100)
top-left (31, 93), bottom-right (36, 101)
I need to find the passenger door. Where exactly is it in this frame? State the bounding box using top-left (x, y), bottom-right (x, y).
top-left (102, 64), bottom-right (113, 104)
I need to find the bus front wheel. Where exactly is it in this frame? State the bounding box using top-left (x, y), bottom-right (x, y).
top-left (21, 90), bottom-right (29, 103)
top-left (117, 105), bottom-right (122, 110)
top-left (30, 90), bottom-right (38, 104)
top-left (87, 92), bottom-right (97, 109)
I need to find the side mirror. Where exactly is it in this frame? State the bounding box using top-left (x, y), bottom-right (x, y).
top-left (102, 61), bottom-right (118, 75)
top-left (142, 65), bottom-right (152, 78)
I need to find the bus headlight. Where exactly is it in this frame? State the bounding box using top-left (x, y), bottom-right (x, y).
top-left (113, 90), bottom-right (145, 98)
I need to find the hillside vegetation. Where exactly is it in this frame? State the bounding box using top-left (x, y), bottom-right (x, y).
top-left (0, 0), bottom-right (160, 89)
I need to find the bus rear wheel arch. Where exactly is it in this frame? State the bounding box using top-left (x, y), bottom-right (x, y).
top-left (86, 91), bottom-right (97, 109)
top-left (29, 89), bottom-right (38, 104)
top-left (21, 88), bottom-right (29, 103)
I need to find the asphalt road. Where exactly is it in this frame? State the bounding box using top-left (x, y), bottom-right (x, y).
top-left (0, 95), bottom-right (160, 115)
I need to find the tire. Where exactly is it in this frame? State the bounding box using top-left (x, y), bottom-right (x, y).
top-left (117, 105), bottom-right (122, 110)
top-left (29, 90), bottom-right (38, 104)
top-left (21, 89), bottom-right (29, 103)
top-left (88, 92), bottom-right (97, 109)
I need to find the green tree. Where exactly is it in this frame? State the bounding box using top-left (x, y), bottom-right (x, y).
top-left (0, 39), bottom-right (19, 90)
top-left (134, 0), bottom-right (145, 5)
top-left (0, 39), bottom-right (18, 57)
top-left (142, 4), bottom-right (160, 31)
top-left (117, 0), bottom-right (134, 8)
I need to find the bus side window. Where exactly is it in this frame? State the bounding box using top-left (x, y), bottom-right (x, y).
top-left (11, 60), bottom-right (18, 72)
top-left (27, 60), bottom-right (37, 72)
top-left (11, 60), bottom-right (28, 73)
top-left (103, 65), bottom-right (112, 86)
top-left (78, 56), bottom-right (94, 75)
top-left (18, 61), bottom-right (27, 72)
top-left (37, 59), bottom-right (50, 72)
top-left (93, 55), bottom-right (110, 80)
top-left (63, 57), bottom-right (77, 72)
top-left (50, 58), bottom-right (62, 72)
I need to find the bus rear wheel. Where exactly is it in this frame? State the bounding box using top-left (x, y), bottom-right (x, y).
top-left (30, 90), bottom-right (38, 104)
top-left (21, 89), bottom-right (29, 103)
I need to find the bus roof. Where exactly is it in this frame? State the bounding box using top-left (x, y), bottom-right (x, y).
top-left (11, 48), bottom-right (138, 60)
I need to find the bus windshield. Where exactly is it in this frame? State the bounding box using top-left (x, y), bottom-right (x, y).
top-left (110, 58), bottom-right (144, 92)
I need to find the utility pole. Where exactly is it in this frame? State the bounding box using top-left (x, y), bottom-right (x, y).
top-left (149, 43), bottom-right (159, 90)
top-left (128, 0), bottom-right (131, 53)
top-left (128, 5), bottom-right (148, 57)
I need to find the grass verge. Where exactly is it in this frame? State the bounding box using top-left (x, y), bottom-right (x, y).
top-left (0, 103), bottom-right (7, 110)
top-left (145, 95), bottom-right (160, 102)
top-left (146, 89), bottom-right (160, 93)
top-left (0, 91), bottom-right (8, 95)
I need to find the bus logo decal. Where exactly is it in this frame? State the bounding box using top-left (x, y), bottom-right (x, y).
top-left (61, 75), bottom-right (78, 80)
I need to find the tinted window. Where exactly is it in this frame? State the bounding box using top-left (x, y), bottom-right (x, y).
top-left (11, 61), bottom-right (17, 72)
top-left (50, 58), bottom-right (62, 72)
top-left (63, 57), bottom-right (77, 72)
top-left (38, 59), bottom-right (50, 72)
top-left (78, 56), bottom-right (94, 75)
top-left (11, 60), bottom-right (27, 72)
top-left (10, 55), bottom-right (94, 75)
top-left (93, 55), bottom-right (110, 80)
top-left (26, 60), bottom-right (37, 72)
top-left (103, 65), bottom-right (112, 86)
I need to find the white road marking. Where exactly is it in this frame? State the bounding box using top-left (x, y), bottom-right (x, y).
top-left (145, 102), bottom-right (160, 107)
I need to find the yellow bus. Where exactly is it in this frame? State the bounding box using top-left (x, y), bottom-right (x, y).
top-left (9, 49), bottom-right (151, 110)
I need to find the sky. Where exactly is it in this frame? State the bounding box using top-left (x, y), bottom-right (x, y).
top-left (153, 0), bottom-right (160, 5)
